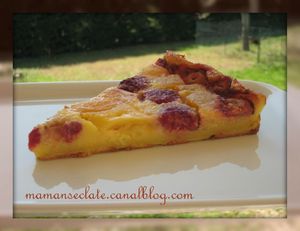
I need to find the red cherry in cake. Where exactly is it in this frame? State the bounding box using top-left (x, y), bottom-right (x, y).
top-left (28, 127), bottom-right (41, 150)
top-left (59, 121), bottom-right (82, 143)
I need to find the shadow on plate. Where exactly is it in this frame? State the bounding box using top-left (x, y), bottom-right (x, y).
top-left (33, 135), bottom-right (260, 189)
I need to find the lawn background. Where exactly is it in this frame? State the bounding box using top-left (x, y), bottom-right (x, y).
top-left (14, 36), bottom-right (286, 90)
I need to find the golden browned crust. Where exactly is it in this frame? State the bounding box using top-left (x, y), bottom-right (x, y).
top-left (213, 126), bottom-right (260, 139)
top-left (37, 152), bottom-right (89, 160)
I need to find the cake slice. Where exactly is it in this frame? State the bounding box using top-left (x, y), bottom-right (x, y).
top-left (28, 52), bottom-right (266, 160)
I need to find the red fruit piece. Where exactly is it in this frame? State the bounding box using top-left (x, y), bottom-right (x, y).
top-left (181, 72), bottom-right (207, 85)
top-left (209, 75), bottom-right (232, 95)
top-left (217, 98), bottom-right (254, 117)
top-left (158, 104), bottom-right (200, 131)
top-left (60, 121), bottom-right (82, 142)
top-left (139, 89), bottom-right (179, 104)
top-left (155, 58), bottom-right (167, 68)
top-left (118, 76), bottom-right (150, 93)
top-left (28, 127), bottom-right (41, 150)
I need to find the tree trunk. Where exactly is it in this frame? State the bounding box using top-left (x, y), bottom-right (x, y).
top-left (241, 13), bottom-right (250, 51)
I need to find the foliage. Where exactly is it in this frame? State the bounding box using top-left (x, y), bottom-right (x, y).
top-left (13, 14), bottom-right (196, 58)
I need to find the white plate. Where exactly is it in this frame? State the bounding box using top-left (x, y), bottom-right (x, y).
top-left (13, 80), bottom-right (286, 217)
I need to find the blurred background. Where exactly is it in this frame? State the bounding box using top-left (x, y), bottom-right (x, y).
top-left (13, 13), bottom-right (286, 91)
top-left (1, 0), bottom-right (300, 229)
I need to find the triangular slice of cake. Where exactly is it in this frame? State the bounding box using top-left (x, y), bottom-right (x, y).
top-left (28, 52), bottom-right (266, 160)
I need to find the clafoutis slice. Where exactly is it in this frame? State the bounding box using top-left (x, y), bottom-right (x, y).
top-left (28, 52), bottom-right (266, 160)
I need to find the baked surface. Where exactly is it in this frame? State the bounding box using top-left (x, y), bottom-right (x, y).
top-left (28, 52), bottom-right (266, 160)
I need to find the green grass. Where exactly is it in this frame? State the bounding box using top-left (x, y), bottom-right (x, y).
top-left (229, 62), bottom-right (286, 90)
top-left (97, 207), bottom-right (286, 218)
top-left (14, 36), bottom-right (286, 90)
top-left (21, 207), bottom-right (286, 218)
